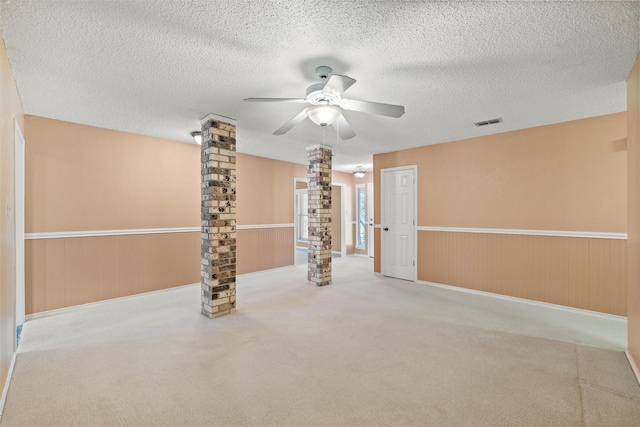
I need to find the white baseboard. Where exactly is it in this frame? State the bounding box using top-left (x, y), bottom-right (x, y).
top-left (26, 263), bottom-right (303, 320)
top-left (0, 351), bottom-right (17, 418)
top-left (26, 282), bottom-right (199, 320)
top-left (416, 280), bottom-right (627, 324)
top-left (626, 350), bottom-right (640, 386)
top-left (237, 264), bottom-right (297, 277)
top-left (295, 249), bottom-right (346, 258)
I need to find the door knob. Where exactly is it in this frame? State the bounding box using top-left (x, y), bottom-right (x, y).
top-left (383, 227), bottom-right (389, 231)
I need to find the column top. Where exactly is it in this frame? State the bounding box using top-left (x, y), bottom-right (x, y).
top-left (200, 113), bottom-right (238, 126)
top-left (306, 144), bottom-right (332, 152)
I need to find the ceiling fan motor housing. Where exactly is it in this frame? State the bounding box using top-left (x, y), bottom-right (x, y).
top-left (315, 65), bottom-right (332, 79)
top-left (306, 83), bottom-right (338, 105)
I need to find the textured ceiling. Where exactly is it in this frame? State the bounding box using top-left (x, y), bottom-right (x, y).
top-left (1, 1), bottom-right (638, 172)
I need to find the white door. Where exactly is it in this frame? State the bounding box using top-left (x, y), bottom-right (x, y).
top-left (382, 167), bottom-right (416, 281)
top-left (14, 120), bottom-right (25, 332)
top-left (367, 183), bottom-right (374, 257)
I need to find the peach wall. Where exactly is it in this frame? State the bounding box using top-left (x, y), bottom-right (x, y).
top-left (23, 117), bottom-right (203, 315)
top-left (420, 231), bottom-right (626, 316)
top-left (235, 154), bottom-right (310, 265)
top-left (236, 157), bottom-right (352, 259)
top-left (627, 55), bottom-right (640, 381)
top-left (374, 113), bottom-right (627, 232)
top-left (24, 227), bottom-right (301, 313)
top-left (373, 113), bottom-right (628, 315)
top-left (24, 117), bottom-right (358, 312)
top-left (237, 228), bottom-right (294, 274)
top-left (237, 153), bottom-right (306, 225)
top-left (0, 39), bottom-right (24, 404)
top-left (25, 116), bottom-right (201, 233)
top-left (25, 232), bottom-right (200, 314)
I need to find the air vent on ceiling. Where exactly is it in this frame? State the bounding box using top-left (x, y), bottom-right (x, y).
top-left (474, 118), bottom-right (502, 127)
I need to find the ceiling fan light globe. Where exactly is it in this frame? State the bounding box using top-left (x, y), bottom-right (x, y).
top-left (307, 105), bottom-right (341, 127)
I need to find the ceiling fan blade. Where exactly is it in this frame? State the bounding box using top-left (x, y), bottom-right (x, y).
top-left (273, 109), bottom-right (308, 135)
top-left (244, 98), bottom-right (306, 103)
top-left (322, 74), bottom-right (356, 97)
top-left (333, 115), bottom-right (356, 140)
top-left (340, 98), bottom-right (405, 118)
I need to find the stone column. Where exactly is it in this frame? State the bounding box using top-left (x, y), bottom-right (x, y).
top-left (201, 114), bottom-right (237, 318)
top-left (307, 144), bottom-right (332, 286)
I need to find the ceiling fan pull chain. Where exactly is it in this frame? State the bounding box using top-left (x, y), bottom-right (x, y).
top-left (322, 125), bottom-right (326, 148)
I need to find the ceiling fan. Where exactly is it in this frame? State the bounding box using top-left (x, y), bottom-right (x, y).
top-left (244, 66), bottom-right (405, 140)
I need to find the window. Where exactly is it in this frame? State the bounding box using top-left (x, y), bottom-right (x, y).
top-left (356, 185), bottom-right (366, 249)
top-left (296, 190), bottom-right (308, 241)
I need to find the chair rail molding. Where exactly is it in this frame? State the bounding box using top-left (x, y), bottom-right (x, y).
top-left (25, 224), bottom-right (296, 239)
top-left (417, 226), bottom-right (626, 240)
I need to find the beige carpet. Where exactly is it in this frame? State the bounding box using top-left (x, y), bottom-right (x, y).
top-left (2, 256), bottom-right (639, 426)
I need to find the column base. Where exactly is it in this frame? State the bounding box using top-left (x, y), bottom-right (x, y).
top-left (310, 280), bottom-right (332, 287)
top-left (201, 305), bottom-right (236, 319)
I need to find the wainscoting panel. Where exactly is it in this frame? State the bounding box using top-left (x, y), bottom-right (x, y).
top-left (25, 232), bottom-right (200, 314)
top-left (237, 227), bottom-right (294, 275)
top-left (418, 231), bottom-right (626, 316)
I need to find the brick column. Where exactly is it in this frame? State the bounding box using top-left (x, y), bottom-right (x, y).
top-left (201, 114), bottom-right (237, 318)
top-left (307, 144), bottom-right (332, 286)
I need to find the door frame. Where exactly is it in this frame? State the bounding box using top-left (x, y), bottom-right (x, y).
top-left (293, 177), bottom-right (308, 265)
top-left (380, 165), bottom-right (418, 281)
top-left (14, 119), bottom-right (25, 338)
top-left (332, 183), bottom-right (347, 257)
top-left (367, 182), bottom-right (374, 257)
